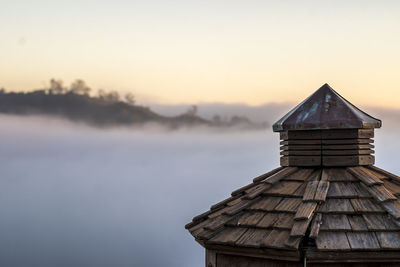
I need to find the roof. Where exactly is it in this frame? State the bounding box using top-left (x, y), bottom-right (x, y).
top-left (273, 84), bottom-right (382, 132)
top-left (186, 166), bottom-right (400, 261)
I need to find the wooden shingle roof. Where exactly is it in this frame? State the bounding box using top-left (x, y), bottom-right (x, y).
top-left (273, 84), bottom-right (382, 132)
top-left (186, 166), bottom-right (400, 260)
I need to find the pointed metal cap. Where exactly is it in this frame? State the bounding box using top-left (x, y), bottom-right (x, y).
top-left (273, 84), bottom-right (382, 132)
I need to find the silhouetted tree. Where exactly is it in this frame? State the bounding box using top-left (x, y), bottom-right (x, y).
top-left (70, 79), bottom-right (91, 95)
top-left (48, 79), bottom-right (65, 94)
top-left (124, 92), bottom-right (135, 105)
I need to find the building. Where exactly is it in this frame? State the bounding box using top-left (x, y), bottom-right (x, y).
top-left (185, 84), bottom-right (400, 266)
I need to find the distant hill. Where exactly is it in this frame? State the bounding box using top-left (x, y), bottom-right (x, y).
top-left (0, 87), bottom-right (265, 129)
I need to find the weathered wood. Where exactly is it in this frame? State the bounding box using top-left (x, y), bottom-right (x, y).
top-left (350, 199), bottom-right (384, 213)
top-left (209, 227), bottom-right (247, 245)
top-left (235, 228), bottom-right (272, 248)
top-left (375, 232), bottom-right (400, 249)
top-left (281, 145), bottom-right (321, 150)
top-left (320, 214), bottom-right (351, 230)
top-left (282, 168), bottom-right (315, 181)
top-left (303, 181), bottom-right (319, 201)
top-left (252, 167), bottom-right (285, 183)
top-left (248, 197), bottom-right (282, 211)
top-left (321, 129), bottom-right (374, 140)
top-left (346, 232), bottom-right (380, 250)
top-left (306, 249), bottom-right (400, 263)
top-left (280, 156), bottom-right (321, 167)
top-left (314, 181), bottom-right (330, 201)
top-left (223, 199), bottom-right (253, 216)
top-left (206, 249), bottom-right (217, 267)
top-left (325, 168), bottom-right (357, 182)
top-left (266, 181), bottom-right (303, 196)
top-left (281, 150), bottom-right (321, 156)
top-left (321, 138), bottom-right (373, 145)
top-left (273, 213), bottom-right (294, 229)
top-left (274, 198), bottom-right (302, 213)
top-left (264, 167), bottom-right (299, 184)
top-left (290, 217), bottom-right (312, 236)
top-left (362, 214), bottom-right (399, 230)
top-left (382, 200), bottom-right (400, 219)
top-left (347, 215), bottom-right (368, 231)
top-left (285, 236), bottom-right (302, 249)
top-left (235, 212), bottom-right (265, 227)
top-left (327, 182), bottom-right (358, 198)
top-left (256, 213), bottom-right (278, 228)
top-left (216, 251), bottom-right (302, 266)
top-left (280, 130), bottom-right (322, 140)
top-left (316, 232), bottom-right (351, 250)
top-left (243, 183), bottom-right (272, 200)
top-left (211, 195), bottom-right (241, 210)
top-left (318, 199), bottom-right (355, 213)
top-left (280, 139), bottom-right (321, 145)
top-left (295, 202), bottom-right (318, 220)
top-left (309, 213), bottom-right (322, 239)
top-left (322, 144), bottom-right (374, 150)
top-left (348, 167), bottom-right (383, 186)
top-left (322, 149), bottom-right (374, 155)
top-left (323, 155), bottom-right (374, 166)
top-left (204, 215), bottom-right (235, 231)
top-left (368, 165), bottom-right (400, 182)
top-left (262, 229), bottom-right (290, 249)
top-left (366, 185), bottom-right (397, 202)
top-left (383, 180), bottom-right (400, 195)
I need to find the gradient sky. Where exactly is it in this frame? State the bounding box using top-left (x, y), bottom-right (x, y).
top-left (1, 0), bottom-right (399, 107)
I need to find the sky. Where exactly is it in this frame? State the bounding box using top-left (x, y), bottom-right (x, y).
top-left (1, 0), bottom-right (400, 107)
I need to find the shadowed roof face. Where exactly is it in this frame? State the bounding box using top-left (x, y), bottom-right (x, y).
top-left (273, 84), bottom-right (382, 132)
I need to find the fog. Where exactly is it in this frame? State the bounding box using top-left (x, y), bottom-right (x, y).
top-left (1, 114), bottom-right (399, 267)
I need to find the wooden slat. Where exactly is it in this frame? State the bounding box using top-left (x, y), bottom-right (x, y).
top-left (263, 167), bottom-right (299, 184)
top-left (314, 181), bottom-right (330, 201)
top-left (322, 149), bottom-right (374, 155)
top-left (252, 167), bottom-right (285, 183)
top-left (346, 232), bottom-right (380, 250)
top-left (285, 236), bottom-right (302, 249)
top-left (243, 183), bottom-right (271, 200)
top-left (281, 145), bottom-right (321, 150)
top-left (320, 214), bottom-right (351, 231)
top-left (248, 196), bottom-right (282, 211)
top-left (209, 227), bottom-right (247, 245)
top-left (348, 167), bottom-right (383, 186)
top-left (262, 230), bottom-right (290, 249)
top-left (347, 215), bottom-right (368, 231)
top-left (322, 144), bottom-right (374, 150)
top-left (321, 138), bottom-right (373, 145)
top-left (318, 199), bottom-right (355, 213)
top-left (295, 202), bottom-right (318, 220)
top-left (280, 156), bottom-right (321, 167)
top-left (309, 213), bottom-right (322, 239)
top-left (368, 165), bottom-right (400, 182)
top-left (353, 182), bottom-right (371, 198)
top-left (274, 198), bottom-right (302, 213)
top-left (235, 228), bottom-right (272, 248)
top-left (350, 199), bottom-right (384, 213)
top-left (321, 129), bottom-right (374, 139)
top-left (265, 181), bottom-right (303, 196)
top-left (325, 168), bottom-right (357, 182)
top-left (323, 155), bottom-right (374, 167)
top-left (210, 195), bottom-right (241, 210)
top-left (291, 217), bottom-right (313, 236)
top-left (292, 183), bottom-right (307, 197)
top-left (280, 130), bottom-right (322, 140)
top-left (327, 182), bottom-right (358, 198)
top-left (256, 213), bottom-right (278, 228)
top-left (382, 200), bottom-right (400, 219)
top-left (281, 139), bottom-right (321, 145)
top-left (282, 168), bottom-right (315, 181)
top-left (223, 199), bottom-right (253, 216)
top-left (235, 211), bottom-right (265, 227)
top-left (281, 150), bottom-right (321, 156)
top-left (366, 185), bottom-right (397, 202)
top-left (273, 213), bottom-right (295, 229)
top-left (316, 232), bottom-right (351, 250)
top-left (303, 181), bottom-right (319, 201)
top-left (362, 214), bottom-right (399, 231)
top-left (383, 180), bottom-right (400, 195)
top-left (375, 232), bottom-right (400, 249)
top-left (204, 215), bottom-right (236, 231)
